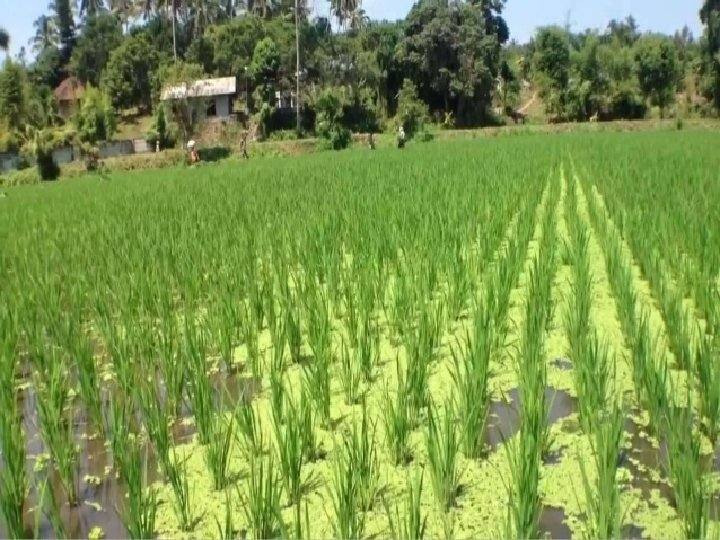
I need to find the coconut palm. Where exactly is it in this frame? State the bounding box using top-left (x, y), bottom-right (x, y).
top-left (79, 0), bottom-right (108, 17)
top-left (30, 15), bottom-right (58, 54)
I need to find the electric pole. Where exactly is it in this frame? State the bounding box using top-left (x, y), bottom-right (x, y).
top-left (295, 0), bottom-right (301, 134)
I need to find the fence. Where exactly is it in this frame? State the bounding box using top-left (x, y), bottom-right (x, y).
top-left (0, 138), bottom-right (152, 173)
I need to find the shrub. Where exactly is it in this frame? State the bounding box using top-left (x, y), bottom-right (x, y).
top-left (75, 87), bottom-right (116, 145)
top-left (315, 88), bottom-right (351, 151)
top-left (395, 79), bottom-right (429, 139)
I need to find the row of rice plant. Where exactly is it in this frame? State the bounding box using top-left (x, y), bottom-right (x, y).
top-left (580, 170), bottom-right (713, 540)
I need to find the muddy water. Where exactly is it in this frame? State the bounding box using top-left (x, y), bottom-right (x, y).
top-left (539, 505), bottom-right (572, 539)
top-left (484, 386), bottom-right (578, 451)
top-left (1, 371), bottom-right (262, 540)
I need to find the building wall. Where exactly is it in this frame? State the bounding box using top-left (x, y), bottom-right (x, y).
top-left (215, 95), bottom-right (231, 118)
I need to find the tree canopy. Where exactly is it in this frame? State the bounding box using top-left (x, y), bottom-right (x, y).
top-left (0, 0), bottom-right (714, 156)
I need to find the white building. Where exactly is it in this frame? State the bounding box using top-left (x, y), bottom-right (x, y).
top-left (161, 77), bottom-right (237, 120)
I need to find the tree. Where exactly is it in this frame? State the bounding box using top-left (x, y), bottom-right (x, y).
top-left (31, 15), bottom-right (58, 55)
top-left (395, 78), bottom-right (428, 138)
top-left (533, 26), bottom-right (571, 118)
top-left (0, 60), bottom-right (29, 133)
top-left (74, 87), bottom-right (116, 144)
top-left (102, 32), bottom-right (159, 112)
top-left (251, 36), bottom-right (281, 103)
top-left (0, 28), bottom-right (10, 50)
top-left (70, 15), bottom-right (123, 86)
top-left (158, 61), bottom-right (207, 145)
top-left (396, 0), bottom-right (508, 126)
top-left (606, 16), bottom-right (639, 47)
top-left (79, 0), bottom-right (108, 18)
top-left (51, 0), bottom-right (77, 64)
top-left (314, 87), bottom-right (351, 149)
top-left (634, 35), bottom-right (678, 116)
top-left (700, 0), bottom-right (720, 110)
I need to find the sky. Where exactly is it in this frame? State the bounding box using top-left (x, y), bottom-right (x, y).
top-left (1, 0), bottom-right (705, 60)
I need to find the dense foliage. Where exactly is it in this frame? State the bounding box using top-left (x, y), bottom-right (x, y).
top-left (0, 0), bottom-right (716, 159)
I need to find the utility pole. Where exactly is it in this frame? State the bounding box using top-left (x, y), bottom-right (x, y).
top-left (295, 0), bottom-right (301, 134)
top-left (169, 0), bottom-right (177, 62)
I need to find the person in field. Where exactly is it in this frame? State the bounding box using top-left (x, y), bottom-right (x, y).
top-left (240, 130), bottom-right (250, 160)
top-left (397, 126), bottom-right (406, 149)
top-left (368, 132), bottom-right (375, 150)
top-left (187, 140), bottom-right (200, 165)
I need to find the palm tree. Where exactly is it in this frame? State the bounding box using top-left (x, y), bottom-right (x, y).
top-left (0, 28), bottom-right (9, 51)
top-left (79, 0), bottom-right (107, 17)
top-left (30, 15), bottom-right (58, 54)
top-left (328, 0), bottom-right (360, 31)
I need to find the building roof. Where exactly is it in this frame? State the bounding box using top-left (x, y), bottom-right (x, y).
top-left (161, 77), bottom-right (237, 101)
top-left (54, 77), bottom-right (85, 102)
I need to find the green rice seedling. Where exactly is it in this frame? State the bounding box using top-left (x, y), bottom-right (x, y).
top-left (34, 362), bottom-right (80, 507)
top-left (631, 315), bottom-right (669, 434)
top-left (383, 470), bottom-right (428, 540)
top-left (185, 321), bottom-right (215, 445)
top-left (696, 335), bottom-right (720, 444)
top-left (270, 311), bottom-right (287, 374)
top-left (242, 302), bottom-right (262, 379)
top-left (239, 453), bottom-right (286, 540)
top-left (302, 348), bottom-right (331, 428)
top-left (157, 317), bottom-right (186, 416)
top-left (73, 333), bottom-right (105, 437)
top-left (502, 425), bottom-right (542, 540)
top-left (293, 497), bottom-right (312, 540)
top-left (346, 399), bottom-right (381, 511)
top-left (357, 315), bottom-right (380, 383)
top-left (450, 300), bottom-right (493, 458)
top-left (327, 441), bottom-right (366, 540)
top-left (273, 398), bottom-right (304, 506)
top-left (425, 400), bottom-right (460, 510)
top-left (664, 396), bottom-right (710, 540)
top-left (105, 393), bottom-right (131, 470)
top-left (285, 302), bottom-right (303, 365)
top-left (35, 473), bottom-right (67, 539)
top-left (167, 447), bottom-right (199, 531)
top-left (575, 403), bottom-right (625, 539)
top-left (215, 486), bottom-right (235, 540)
top-left (343, 279), bottom-right (360, 349)
top-left (0, 409), bottom-right (26, 539)
top-left (382, 368), bottom-right (412, 465)
top-left (118, 440), bottom-right (158, 540)
top-left (0, 333), bottom-right (27, 540)
top-left (137, 378), bottom-right (172, 477)
top-left (234, 397), bottom-right (264, 456)
top-left (339, 339), bottom-right (362, 406)
top-left (404, 331), bottom-right (431, 422)
top-left (270, 368), bottom-right (286, 426)
top-left (298, 386), bottom-right (320, 462)
top-left (205, 413), bottom-right (235, 490)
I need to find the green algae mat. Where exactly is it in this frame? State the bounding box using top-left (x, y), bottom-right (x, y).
top-left (1, 131), bottom-right (720, 539)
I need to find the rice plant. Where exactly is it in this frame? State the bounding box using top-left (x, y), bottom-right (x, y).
top-left (575, 402), bottom-right (625, 539)
top-left (345, 399), bottom-right (381, 511)
top-left (167, 447), bottom-right (200, 531)
top-left (450, 299), bottom-right (493, 458)
top-left (425, 399), bottom-right (460, 511)
top-left (239, 453), bottom-right (286, 540)
top-left (664, 394), bottom-right (710, 540)
top-left (339, 339), bottom-right (362, 406)
top-left (382, 366), bottom-right (413, 465)
top-left (0, 331), bottom-right (27, 540)
top-left (273, 396), bottom-right (305, 506)
top-left (327, 439), bottom-right (366, 540)
top-left (205, 413), bottom-right (235, 490)
top-left (383, 470), bottom-right (428, 540)
top-left (118, 439), bottom-right (159, 539)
